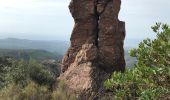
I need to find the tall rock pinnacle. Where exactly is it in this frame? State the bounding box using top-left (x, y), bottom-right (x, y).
top-left (58, 0), bottom-right (125, 98)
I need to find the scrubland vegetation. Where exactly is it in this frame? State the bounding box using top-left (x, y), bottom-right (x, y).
top-left (0, 59), bottom-right (75, 100)
top-left (0, 23), bottom-right (169, 100)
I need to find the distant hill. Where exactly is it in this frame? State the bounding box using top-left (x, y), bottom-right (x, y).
top-left (0, 49), bottom-right (62, 61)
top-left (0, 38), bottom-right (69, 55)
top-left (0, 38), bottom-right (142, 54)
top-left (0, 38), bottom-right (140, 67)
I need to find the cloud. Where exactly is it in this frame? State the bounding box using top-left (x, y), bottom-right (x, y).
top-left (119, 0), bottom-right (170, 39)
top-left (0, 0), bottom-right (70, 16)
top-left (0, 0), bottom-right (169, 40)
top-left (0, 0), bottom-right (69, 11)
top-left (0, 0), bottom-right (73, 40)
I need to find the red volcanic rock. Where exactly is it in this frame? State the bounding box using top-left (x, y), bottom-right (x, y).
top-left (61, 0), bottom-right (98, 73)
top-left (98, 0), bottom-right (125, 72)
top-left (59, 0), bottom-right (126, 98)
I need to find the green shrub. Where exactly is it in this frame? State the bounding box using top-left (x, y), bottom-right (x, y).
top-left (9, 60), bottom-right (30, 87)
top-left (4, 59), bottom-right (55, 88)
top-left (28, 60), bottom-right (55, 86)
top-left (130, 23), bottom-right (170, 68)
top-left (104, 23), bottom-right (170, 99)
top-left (0, 57), bottom-right (13, 89)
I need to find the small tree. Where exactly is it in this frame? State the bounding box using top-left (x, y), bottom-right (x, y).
top-left (130, 23), bottom-right (170, 68)
top-left (104, 23), bottom-right (170, 99)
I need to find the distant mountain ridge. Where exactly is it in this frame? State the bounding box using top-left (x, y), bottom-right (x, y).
top-left (0, 38), bottom-right (142, 52)
top-left (0, 49), bottom-right (62, 61)
top-left (0, 38), bottom-right (69, 55)
top-left (0, 38), bottom-right (140, 67)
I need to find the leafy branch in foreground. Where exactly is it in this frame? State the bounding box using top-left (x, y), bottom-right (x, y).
top-left (104, 23), bottom-right (170, 100)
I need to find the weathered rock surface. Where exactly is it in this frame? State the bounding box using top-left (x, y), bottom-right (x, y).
top-left (61, 0), bottom-right (98, 73)
top-left (59, 0), bottom-right (126, 99)
top-left (98, 0), bottom-right (125, 72)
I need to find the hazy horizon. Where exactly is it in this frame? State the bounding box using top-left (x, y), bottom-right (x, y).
top-left (0, 0), bottom-right (170, 41)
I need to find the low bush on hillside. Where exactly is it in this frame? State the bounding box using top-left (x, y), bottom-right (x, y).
top-left (0, 59), bottom-right (76, 100)
top-left (3, 59), bottom-right (55, 88)
top-left (0, 80), bottom-right (76, 100)
top-left (0, 57), bottom-right (13, 89)
top-left (0, 81), bottom-right (51, 100)
top-left (104, 23), bottom-right (170, 99)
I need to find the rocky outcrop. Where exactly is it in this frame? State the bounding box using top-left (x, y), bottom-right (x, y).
top-left (59, 0), bottom-right (125, 98)
top-left (98, 0), bottom-right (125, 72)
top-left (61, 0), bottom-right (98, 73)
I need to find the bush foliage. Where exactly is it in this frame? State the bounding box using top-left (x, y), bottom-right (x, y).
top-left (0, 80), bottom-right (76, 100)
top-left (104, 23), bottom-right (170, 99)
top-left (3, 59), bottom-right (55, 88)
top-left (0, 59), bottom-right (76, 100)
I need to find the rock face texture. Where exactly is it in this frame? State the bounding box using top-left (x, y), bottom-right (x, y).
top-left (98, 0), bottom-right (125, 72)
top-left (59, 0), bottom-right (125, 98)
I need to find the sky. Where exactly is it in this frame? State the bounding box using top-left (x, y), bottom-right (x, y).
top-left (0, 0), bottom-right (169, 41)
